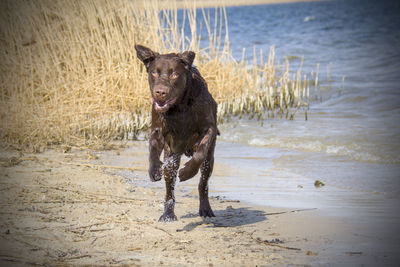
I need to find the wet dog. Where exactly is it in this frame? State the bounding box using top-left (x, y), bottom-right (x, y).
top-left (135, 45), bottom-right (218, 221)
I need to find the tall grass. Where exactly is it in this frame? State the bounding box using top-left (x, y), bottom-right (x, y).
top-left (0, 0), bottom-right (311, 151)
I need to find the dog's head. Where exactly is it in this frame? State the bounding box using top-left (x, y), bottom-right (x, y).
top-left (135, 45), bottom-right (195, 113)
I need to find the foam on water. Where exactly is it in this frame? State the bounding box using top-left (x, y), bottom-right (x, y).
top-left (218, 114), bottom-right (400, 165)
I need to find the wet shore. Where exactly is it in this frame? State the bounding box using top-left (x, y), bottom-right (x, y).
top-left (1, 143), bottom-right (398, 266)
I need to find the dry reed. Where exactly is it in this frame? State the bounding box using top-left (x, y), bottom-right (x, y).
top-left (0, 0), bottom-right (311, 151)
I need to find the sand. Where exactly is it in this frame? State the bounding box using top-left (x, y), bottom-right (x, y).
top-left (0, 143), bottom-right (396, 266)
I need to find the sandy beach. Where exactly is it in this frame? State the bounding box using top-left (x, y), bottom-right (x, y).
top-left (1, 142), bottom-right (397, 266)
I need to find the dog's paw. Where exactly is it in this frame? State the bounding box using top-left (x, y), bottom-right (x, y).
top-left (199, 208), bottom-right (215, 218)
top-left (199, 201), bottom-right (215, 217)
top-left (158, 212), bottom-right (178, 222)
top-left (178, 160), bottom-right (200, 182)
top-left (149, 160), bottom-right (163, 182)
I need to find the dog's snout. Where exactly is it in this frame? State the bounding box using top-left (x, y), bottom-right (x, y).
top-left (154, 87), bottom-right (167, 98)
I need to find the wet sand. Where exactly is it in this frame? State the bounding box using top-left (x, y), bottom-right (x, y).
top-left (0, 144), bottom-right (398, 266)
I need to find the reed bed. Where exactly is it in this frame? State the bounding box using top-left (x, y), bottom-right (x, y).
top-left (0, 0), bottom-right (311, 151)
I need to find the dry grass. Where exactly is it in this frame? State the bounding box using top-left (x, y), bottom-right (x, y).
top-left (0, 0), bottom-right (311, 151)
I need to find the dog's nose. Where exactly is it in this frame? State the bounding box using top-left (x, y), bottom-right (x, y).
top-left (154, 88), bottom-right (167, 98)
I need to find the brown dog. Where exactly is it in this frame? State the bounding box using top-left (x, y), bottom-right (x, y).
top-left (135, 45), bottom-right (218, 221)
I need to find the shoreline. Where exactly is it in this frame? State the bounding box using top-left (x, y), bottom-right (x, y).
top-left (1, 143), bottom-right (398, 266)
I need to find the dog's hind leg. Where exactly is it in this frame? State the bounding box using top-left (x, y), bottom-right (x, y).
top-left (198, 138), bottom-right (216, 217)
top-left (159, 150), bottom-right (181, 222)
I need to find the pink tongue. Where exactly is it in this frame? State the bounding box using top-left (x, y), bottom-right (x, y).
top-left (157, 103), bottom-right (166, 108)
top-left (152, 97), bottom-right (167, 107)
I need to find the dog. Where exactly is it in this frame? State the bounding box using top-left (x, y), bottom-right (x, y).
top-left (135, 45), bottom-right (218, 221)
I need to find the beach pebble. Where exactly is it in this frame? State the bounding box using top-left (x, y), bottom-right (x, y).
top-left (314, 180), bottom-right (325, 188)
top-left (306, 250), bottom-right (318, 256)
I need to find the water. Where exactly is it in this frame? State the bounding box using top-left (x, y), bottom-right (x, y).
top-left (175, 0), bottom-right (400, 239)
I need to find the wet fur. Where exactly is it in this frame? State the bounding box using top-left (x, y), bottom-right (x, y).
top-left (135, 45), bottom-right (218, 221)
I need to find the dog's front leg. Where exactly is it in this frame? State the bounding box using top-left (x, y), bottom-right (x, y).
top-left (178, 127), bottom-right (216, 182)
top-left (149, 127), bottom-right (164, 182)
top-left (159, 152), bottom-right (181, 221)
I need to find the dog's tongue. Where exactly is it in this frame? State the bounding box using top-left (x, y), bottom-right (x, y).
top-left (154, 99), bottom-right (167, 107)
top-left (152, 97), bottom-right (177, 113)
top-left (152, 97), bottom-right (165, 106)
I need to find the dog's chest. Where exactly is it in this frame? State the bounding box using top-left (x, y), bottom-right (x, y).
top-left (163, 114), bottom-right (199, 154)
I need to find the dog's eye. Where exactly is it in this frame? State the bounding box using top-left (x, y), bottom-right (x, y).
top-left (151, 71), bottom-right (159, 78)
top-left (170, 72), bottom-right (179, 79)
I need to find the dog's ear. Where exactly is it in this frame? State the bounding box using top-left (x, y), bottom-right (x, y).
top-left (179, 51), bottom-right (195, 68)
top-left (135, 44), bottom-right (157, 70)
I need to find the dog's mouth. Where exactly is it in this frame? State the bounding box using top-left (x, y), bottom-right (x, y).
top-left (152, 97), bottom-right (177, 113)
